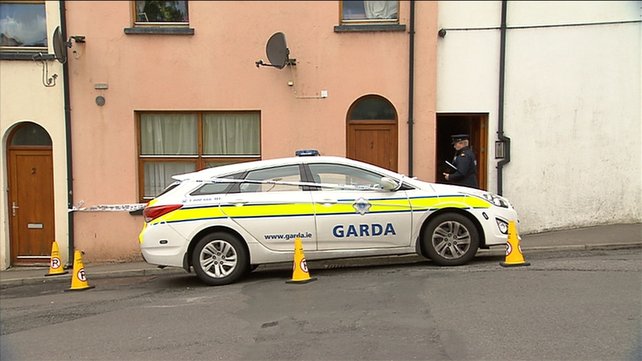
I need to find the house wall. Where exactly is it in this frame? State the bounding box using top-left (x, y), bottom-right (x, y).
top-left (437, 1), bottom-right (641, 233)
top-left (64, 1), bottom-right (438, 262)
top-left (0, 1), bottom-right (69, 270)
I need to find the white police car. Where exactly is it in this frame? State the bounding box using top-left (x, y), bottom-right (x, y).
top-left (139, 155), bottom-right (518, 285)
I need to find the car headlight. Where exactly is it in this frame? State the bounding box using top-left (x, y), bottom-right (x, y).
top-left (496, 218), bottom-right (509, 234)
top-left (481, 192), bottom-right (510, 208)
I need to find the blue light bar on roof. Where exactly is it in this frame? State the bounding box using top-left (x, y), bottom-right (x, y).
top-left (295, 149), bottom-right (320, 156)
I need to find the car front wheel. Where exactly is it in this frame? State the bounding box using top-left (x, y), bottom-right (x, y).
top-left (192, 232), bottom-right (248, 286)
top-left (423, 213), bottom-right (479, 266)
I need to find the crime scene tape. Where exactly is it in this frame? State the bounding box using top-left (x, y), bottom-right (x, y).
top-left (193, 177), bottom-right (394, 191)
top-left (69, 201), bottom-right (146, 213)
top-left (66, 175), bottom-right (408, 213)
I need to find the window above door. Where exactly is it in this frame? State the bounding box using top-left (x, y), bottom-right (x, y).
top-left (348, 95), bottom-right (397, 121)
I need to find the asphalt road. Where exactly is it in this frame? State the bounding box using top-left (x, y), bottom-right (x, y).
top-left (1, 248), bottom-right (640, 361)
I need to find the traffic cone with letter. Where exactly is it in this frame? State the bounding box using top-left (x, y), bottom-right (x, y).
top-left (500, 221), bottom-right (530, 267)
top-left (286, 237), bottom-right (317, 284)
top-left (66, 250), bottom-right (95, 291)
top-left (45, 241), bottom-right (68, 277)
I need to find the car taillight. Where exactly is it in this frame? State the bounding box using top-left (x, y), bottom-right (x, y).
top-left (143, 204), bottom-right (183, 222)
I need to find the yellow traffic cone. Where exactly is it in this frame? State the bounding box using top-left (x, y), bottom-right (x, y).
top-left (286, 237), bottom-right (317, 284)
top-left (65, 250), bottom-right (95, 291)
top-left (45, 241), bottom-right (69, 277)
top-left (500, 221), bottom-right (530, 267)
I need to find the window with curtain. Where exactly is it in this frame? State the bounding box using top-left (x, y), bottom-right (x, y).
top-left (0, 1), bottom-right (47, 51)
top-left (341, 0), bottom-right (398, 24)
top-left (134, 0), bottom-right (189, 25)
top-left (138, 111), bottom-right (260, 200)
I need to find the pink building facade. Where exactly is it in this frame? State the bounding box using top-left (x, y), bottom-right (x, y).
top-left (3, 1), bottom-right (639, 269)
top-left (62, 1), bottom-right (438, 263)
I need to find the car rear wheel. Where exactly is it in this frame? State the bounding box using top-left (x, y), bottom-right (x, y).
top-left (192, 232), bottom-right (248, 286)
top-left (423, 213), bottom-right (479, 266)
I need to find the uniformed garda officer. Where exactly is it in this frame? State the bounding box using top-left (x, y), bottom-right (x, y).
top-left (443, 134), bottom-right (479, 188)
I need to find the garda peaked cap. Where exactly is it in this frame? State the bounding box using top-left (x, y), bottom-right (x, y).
top-left (450, 134), bottom-right (470, 143)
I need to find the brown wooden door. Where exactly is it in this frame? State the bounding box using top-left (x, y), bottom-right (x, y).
top-left (8, 149), bottom-right (55, 265)
top-left (347, 121), bottom-right (398, 172)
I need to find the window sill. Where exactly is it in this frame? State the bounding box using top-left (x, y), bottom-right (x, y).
top-left (124, 27), bottom-right (195, 35)
top-left (0, 52), bottom-right (55, 61)
top-left (334, 24), bottom-right (406, 33)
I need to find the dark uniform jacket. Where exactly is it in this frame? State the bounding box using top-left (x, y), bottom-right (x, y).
top-left (448, 146), bottom-right (479, 188)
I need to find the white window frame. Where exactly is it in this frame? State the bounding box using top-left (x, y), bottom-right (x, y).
top-left (0, 1), bottom-right (48, 52)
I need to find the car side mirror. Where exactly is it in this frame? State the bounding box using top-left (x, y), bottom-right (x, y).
top-left (380, 177), bottom-right (400, 191)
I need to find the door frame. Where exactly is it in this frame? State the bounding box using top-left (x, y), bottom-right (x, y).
top-left (6, 123), bottom-right (55, 266)
top-left (345, 95), bottom-right (399, 172)
top-left (435, 113), bottom-right (488, 190)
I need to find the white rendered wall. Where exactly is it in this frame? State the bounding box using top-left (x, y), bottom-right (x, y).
top-left (0, 2), bottom-right (68, 269)
top-left (438, 1), bottom-right (641, 233)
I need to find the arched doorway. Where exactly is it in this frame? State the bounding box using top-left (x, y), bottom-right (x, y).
top-left (346, 95), bottom-right (398, 171)
top-left (7, 122), bottom-right (54, 266)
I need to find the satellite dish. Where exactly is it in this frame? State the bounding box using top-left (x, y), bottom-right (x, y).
top-left (256, 32), bottom-right (295, 69)
top-left (266, 32), bottom-right (289, 69)
top-left (52, 26), bottom-right (68, 63)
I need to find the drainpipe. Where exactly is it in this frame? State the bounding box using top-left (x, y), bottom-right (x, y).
top-left (496, 0), bottom-right (510, 195)
top-left (59, 0), bottom-right (75, 267)
top-left (407, 0), bottom-right (415, 177)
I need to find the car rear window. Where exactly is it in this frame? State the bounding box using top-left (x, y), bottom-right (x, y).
top-left (157, 181), bottom-right (181, 197)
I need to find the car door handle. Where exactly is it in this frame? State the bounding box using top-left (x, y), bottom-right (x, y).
top-left (319, 199), bottom-right (337, 205)
top-left (226, 199), bottom-right (248, 206)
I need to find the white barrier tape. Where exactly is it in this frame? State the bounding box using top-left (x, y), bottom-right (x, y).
top-left (193, 177), bottom-right (387, 191)
top-left (69, 203), bottom-right (146, 213)
top-left (66, 175), bottom-right (403, 213)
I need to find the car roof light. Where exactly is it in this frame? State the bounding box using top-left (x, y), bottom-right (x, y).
top-left (295, 149), bottom-right (320, 156)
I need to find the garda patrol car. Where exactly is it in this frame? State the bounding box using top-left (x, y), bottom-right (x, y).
top-left (139, 156), bottom-right (519, 286)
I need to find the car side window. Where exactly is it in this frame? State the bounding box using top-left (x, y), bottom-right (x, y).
top-left (191, 172), bottom-right (243, 195)
top-left (308, 164), bottom-right (384, 191)
top-left (241, 165), bottom-right (303, 193)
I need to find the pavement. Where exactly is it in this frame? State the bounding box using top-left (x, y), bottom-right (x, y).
top-left (1, 223), bottom-right (640, 289)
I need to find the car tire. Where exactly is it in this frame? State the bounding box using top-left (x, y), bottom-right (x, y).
top-left (192, 232), bottom-right (248, 286)
top-left (423, 213), bottom-right (479, 266)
